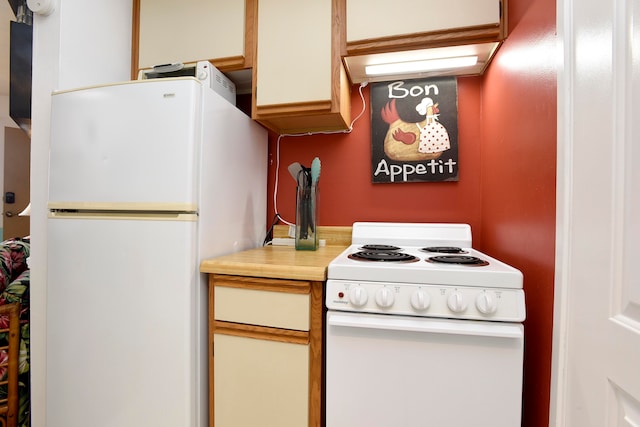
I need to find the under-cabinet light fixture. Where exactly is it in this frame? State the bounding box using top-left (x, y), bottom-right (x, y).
top-left (365, 55), bottom-right (479, 76)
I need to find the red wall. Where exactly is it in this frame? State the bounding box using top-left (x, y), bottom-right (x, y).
top-left (266, 78), bottom-right (485, 241)
top-left (265, 0), bottom-right (557, 425)
top-left (480, 0), bottom-right (557, 426)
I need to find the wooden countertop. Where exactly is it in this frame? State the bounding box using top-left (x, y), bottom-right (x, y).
top-left (200, 226), bottom-right (351, 281)
top-left (200, 244), bottom-right (348, 281)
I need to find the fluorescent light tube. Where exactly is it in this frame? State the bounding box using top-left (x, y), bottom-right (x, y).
top-left (365, 55), bottom-right (479, 76)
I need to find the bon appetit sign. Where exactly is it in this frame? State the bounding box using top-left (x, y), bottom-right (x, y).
top-left (370, 77), bottom-right (459, 183)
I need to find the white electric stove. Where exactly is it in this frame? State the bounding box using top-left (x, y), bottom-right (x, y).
top-left (325, 222), bottom-right (526, 427)
top-left (326, 222), bottom-right (525, 322)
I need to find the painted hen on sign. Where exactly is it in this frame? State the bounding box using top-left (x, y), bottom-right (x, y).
top-left (380, 98), bottom-right (450, 161)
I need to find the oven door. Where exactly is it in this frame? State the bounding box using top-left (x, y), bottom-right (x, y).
top-left (326, 311), bottom-right (524, 427)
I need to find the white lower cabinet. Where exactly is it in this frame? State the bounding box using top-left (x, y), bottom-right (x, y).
top-left (214, 334), bottom-right (309, 427)
top-left (208, 274), bottom-right (323, 427)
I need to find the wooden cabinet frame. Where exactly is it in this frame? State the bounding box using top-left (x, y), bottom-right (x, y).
top-left (208, 274), bottom-right (324, 427)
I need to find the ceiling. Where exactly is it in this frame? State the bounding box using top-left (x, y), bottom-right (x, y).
top-left (1, 1), bottom-right (16, 96)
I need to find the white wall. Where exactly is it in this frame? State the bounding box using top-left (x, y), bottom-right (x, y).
top-left (30, 1), bottom-right (132, 425)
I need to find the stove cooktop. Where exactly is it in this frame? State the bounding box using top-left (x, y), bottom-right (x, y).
top-left (329, 244), bottom-right (523, 289)
top-left (328, 223), bottom-right (523, 289)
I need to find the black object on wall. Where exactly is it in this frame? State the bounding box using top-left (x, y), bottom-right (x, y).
top-left (10, 20), bottom-right (33, 134)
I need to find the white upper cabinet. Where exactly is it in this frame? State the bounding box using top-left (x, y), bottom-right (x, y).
top-left (252, 0), bottom-right (351, 134)
top-left (346, 0), bottom-right (501, 43)
top-left (255, 0), bottom-right (332, 107)
top-left (341, 0), bottom-right (507, 82)
top-left (136, 0), bottom-right (252, 72)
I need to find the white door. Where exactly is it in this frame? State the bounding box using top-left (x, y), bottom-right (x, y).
top-left (46, 213), bottom-right (198, 427)
top-left (551, 0), bottom-right (640, 425)
top-left (49, 79), bottom-right (201, 208)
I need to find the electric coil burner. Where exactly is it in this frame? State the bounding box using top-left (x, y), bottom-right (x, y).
top-left (348, 251), bottom-right (418, 263)
top-left (359, 244), bottom-right (401, 251)
top-left (421, 246), bottom-right (468, 254)
top-left (325, 222), bottom-right (526, 427)
top-left (426, 255), bottom-right (490, 266)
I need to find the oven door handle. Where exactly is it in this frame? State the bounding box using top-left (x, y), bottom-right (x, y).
top-left (327, 312), bottom-right (523, 339)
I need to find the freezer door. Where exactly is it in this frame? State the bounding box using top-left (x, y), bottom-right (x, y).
top-left (49, 79), bottom-right (201, 209)
top-left (46, 214), bottom-right (205, 427)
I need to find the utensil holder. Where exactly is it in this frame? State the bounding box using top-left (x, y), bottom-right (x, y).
top-left (295, 183), bottom-right (319, 250)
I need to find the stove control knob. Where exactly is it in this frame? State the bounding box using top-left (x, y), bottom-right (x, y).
top-left (375, 287), bottom-right (395, 308)
top-left (447, 291), bottom-right (468, 313)
top-left (348, 286), bottom-right (368, 307)
top-left (410, 289), bottom-right (431, 311)
top-left (475, 291), bottom-right (498, 315)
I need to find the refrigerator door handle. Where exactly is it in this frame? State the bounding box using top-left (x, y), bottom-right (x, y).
top-left (48, 211), bottom-right (198, 221)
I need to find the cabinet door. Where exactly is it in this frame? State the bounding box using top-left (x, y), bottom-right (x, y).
top-left (255, 0), bottom-right (332, 107)
top-left (214, 334), bottom-right (309, 427)
top-left (346, 0), bottom-right (501, 43)
top-left (136, 0), bottom-right (249, 70)
top-left (253, 0), bottom-right (351, 134)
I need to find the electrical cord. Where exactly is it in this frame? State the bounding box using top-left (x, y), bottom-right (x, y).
top-left (265, 82), bottom-right (369, 245)
top-left (263, 213), bottom-right (281, 246)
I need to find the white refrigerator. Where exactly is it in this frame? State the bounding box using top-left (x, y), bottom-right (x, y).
top-left (45, 78), bottom-right (267, 427)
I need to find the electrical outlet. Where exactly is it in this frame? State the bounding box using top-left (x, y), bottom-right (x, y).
top-left (272, 238), bottom-right (295, 246)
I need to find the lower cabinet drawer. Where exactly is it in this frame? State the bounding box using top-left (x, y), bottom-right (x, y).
top-left (214, 333), bottom-right (310, 427)
top-left (214, 286), bottom-right (310, 330)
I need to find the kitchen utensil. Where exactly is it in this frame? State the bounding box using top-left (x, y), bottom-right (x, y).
top-left (288, 162), bottom-right (303, 182)
top-left (295, 162), bottom-right (318, 250)
top-left (308, 157), bottom-right (321, 235)
top-left (311, 157), bottom-right (321, 184)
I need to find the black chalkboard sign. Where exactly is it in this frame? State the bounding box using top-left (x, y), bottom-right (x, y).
top-left (370, 77), bottom-right (459, 183)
